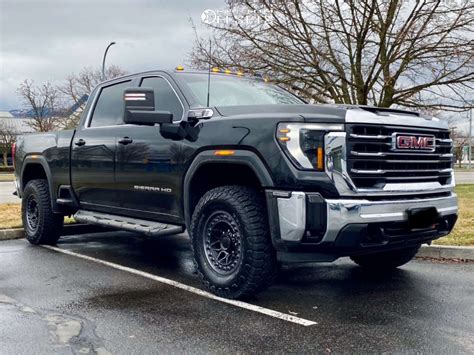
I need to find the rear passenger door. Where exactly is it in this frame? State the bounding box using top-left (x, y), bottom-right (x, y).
top-left (71, 80), bottom-right (133, 214)
top-left (114, 75), bottom-right (187, 224)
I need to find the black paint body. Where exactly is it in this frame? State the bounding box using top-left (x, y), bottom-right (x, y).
top-left (14, 70), bottom-right (458, 259)
top-left (14, 70), bottom-right (345, 228)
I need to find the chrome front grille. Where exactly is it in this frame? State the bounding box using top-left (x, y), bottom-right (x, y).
top-left (346, 124), bottom-right (453, 188)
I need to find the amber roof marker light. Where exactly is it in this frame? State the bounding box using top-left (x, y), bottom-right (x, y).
top-left (214, 150), bottom-right (235, 156)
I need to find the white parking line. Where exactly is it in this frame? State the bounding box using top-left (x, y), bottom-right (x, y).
top-left (42, 245), bottom-right (317, 327)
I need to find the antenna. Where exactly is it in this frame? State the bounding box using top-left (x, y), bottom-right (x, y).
top-left (206, 39), bottom-right (211, 107)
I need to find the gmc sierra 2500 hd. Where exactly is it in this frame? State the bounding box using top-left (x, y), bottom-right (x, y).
top-left (14, 69), bottom-right (458, 299)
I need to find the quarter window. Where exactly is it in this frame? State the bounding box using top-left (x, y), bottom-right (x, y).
top-left (90, 80), bottom-right (131, 127)
top-left (140, 77), bottom-right (183, 121)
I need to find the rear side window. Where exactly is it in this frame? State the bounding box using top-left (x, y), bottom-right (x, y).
top-left (90, 80), bottom-right (131, 127)
top-left (140, 77), bottom-right (184, 121)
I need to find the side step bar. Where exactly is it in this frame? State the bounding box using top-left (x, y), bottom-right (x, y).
top-left (73, 210), bottom-right (184, 237)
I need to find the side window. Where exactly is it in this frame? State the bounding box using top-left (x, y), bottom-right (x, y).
top-left (140, 77), bottom-right (184, 121)
top-left (89, 80), bottom-right (131, 127)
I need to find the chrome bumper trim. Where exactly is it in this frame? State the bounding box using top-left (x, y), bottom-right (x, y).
top-left (276, 191), bottom-right (458, 242)
top-left (324, 193), bottom-right (458, 242)
top-left (276, 191), bottom-right (306, 241)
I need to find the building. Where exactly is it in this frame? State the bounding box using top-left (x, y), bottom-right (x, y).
top-left (0, 111), bottom-right (35, 166)
top-left (0, 111), bottom-right (35, 133)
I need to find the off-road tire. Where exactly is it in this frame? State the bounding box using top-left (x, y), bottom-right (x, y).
top-left (22, 179), bottom-right (63, 245)
top-left (350, 245), bottom-right (421, 270)
top-left (191, 185), bottom-right (277, 299)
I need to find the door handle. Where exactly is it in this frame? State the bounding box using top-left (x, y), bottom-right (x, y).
top-left (118, 137), bottom-right (133, 145)
top-left (75, 139), bottom-right (86, 146)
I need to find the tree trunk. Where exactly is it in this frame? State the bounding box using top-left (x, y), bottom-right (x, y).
top-left (2, 152), bottom-right (7, 167)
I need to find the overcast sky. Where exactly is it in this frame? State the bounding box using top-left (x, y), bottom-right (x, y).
top-left (0, 0), bottom-right (223, 110)
top-left (0, 0), bottom-right (471, 133)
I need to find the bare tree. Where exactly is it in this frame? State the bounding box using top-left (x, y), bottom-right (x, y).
top-left (191, 0), bottom-right (474, 111)
top-left (451, 128), bottom-right (469, 168)
top-left (61, 65), bottom-right (128, 103)
top-left (17, 80), bottom-right (63, 132)
top-left (0, 120), bottom-right (17, 166)
top-left (60, 65), bottom-right (128, 128)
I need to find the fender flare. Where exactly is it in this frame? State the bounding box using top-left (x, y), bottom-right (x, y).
top-left (20, 155), bottom-right (59, 213)
top-left (183, 150), bottom-right (274, 228)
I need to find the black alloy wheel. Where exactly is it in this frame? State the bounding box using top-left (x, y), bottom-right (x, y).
top-left (203, 211), bottom-right (243, 275)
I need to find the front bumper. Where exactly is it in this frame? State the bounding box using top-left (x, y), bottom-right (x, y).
top-left (266, 190), bottom-right (458, 262)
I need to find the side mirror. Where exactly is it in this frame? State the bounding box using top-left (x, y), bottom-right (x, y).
top-left (123, 88), bottom-right (173, 125)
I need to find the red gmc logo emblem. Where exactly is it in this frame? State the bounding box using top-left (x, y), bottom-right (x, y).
top-left (394, 134), bottom-right (435, 151)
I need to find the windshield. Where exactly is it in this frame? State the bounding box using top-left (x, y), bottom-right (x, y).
top-left (175, 72), bottom-right (304, 107)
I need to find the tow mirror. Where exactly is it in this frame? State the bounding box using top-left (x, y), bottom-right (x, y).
top-left (123, 88), bottom-right (173, 125)
top-left (157, 108), bottom-right (209, 141)
top-left (160, 121), bottom-right (202, 142)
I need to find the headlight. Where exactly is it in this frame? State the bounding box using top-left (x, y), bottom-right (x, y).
top-left (276, 123), bottom-right (344, 170)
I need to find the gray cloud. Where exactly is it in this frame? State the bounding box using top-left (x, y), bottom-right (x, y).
top-left (0, 0), bottom-right (224, 109)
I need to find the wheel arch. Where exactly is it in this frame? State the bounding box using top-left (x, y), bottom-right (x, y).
top-left (183, 150), bottom-right (274, 228)
top-left (20, 156), bottom-right (59, 213)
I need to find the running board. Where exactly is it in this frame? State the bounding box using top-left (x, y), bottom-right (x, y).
top-left (73, 210), bottom-right (184, 237)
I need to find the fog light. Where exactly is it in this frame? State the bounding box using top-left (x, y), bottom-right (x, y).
top-left (440, 218), bottom-right (449, 231)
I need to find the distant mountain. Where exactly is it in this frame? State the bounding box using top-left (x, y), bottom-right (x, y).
top-left (9, 109), bottom-right (32, 118)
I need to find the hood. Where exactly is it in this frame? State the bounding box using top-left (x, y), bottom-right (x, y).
top-left (214, 104), bottom-right (447, 129)
top-left (214, 104), bottom-right (346, 123)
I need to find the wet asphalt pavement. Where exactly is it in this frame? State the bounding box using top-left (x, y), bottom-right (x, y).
top-left (1, 231), bottom-right (473, 354)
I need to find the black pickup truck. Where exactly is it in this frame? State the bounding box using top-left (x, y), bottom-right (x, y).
top-left (14, 69), bottom-right (458, 299)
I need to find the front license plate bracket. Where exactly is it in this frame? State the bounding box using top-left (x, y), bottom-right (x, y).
top-left (407, 207), bottom-right (439, 229)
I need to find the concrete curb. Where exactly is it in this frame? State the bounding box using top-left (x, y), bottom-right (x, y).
top-left (0, 228), bottom-right (24, 240)
top-left (0, 224), bottom-right (109, 241)
top-left (417, 245), bottom-right (474, 261)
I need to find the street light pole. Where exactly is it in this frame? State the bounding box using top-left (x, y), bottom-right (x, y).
top-left (101, 41), bottom-right (116, 81)
top-left (469, 108), bottom-right (472, 169)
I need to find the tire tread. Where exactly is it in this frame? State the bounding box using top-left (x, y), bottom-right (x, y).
top-left (190, 185), bottom-right (277, 299)
top-left (22, 179), bottom-right (63, 245)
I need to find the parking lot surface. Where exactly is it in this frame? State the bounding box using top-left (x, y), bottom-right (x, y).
top-left (1, 232), bottom-right (473, 354)
top-left (0, 181), bottom-right (19, 204)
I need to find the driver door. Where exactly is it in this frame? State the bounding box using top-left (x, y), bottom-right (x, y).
top-left (71, 80), bottom-right (132, 214)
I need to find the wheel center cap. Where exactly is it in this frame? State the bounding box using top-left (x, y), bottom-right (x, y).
top-left (221, 236), bottom-right (231, 250)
